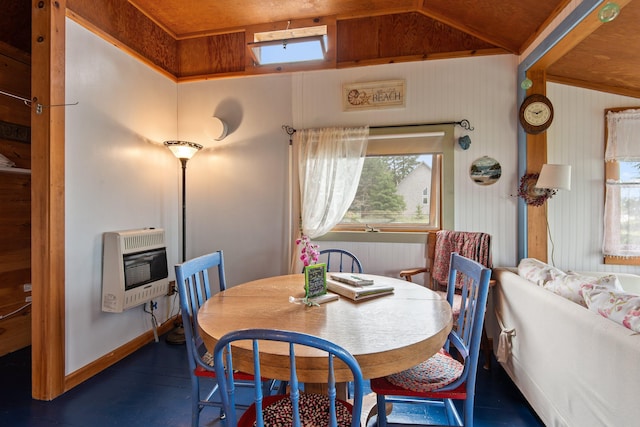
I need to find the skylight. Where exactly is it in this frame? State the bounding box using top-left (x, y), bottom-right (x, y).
top-left (249, 25), bottom-right (327, 66)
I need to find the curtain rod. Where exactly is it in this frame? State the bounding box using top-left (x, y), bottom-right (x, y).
top-left (282, 119), bottom-right (473, 143)
top-left (368, 131), bottom-right (445, 140)
top-left (370, 119), bottom-right (474, 131)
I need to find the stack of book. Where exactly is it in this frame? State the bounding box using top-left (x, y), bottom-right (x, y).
top-left (327, 273), bottom-right (394, 301)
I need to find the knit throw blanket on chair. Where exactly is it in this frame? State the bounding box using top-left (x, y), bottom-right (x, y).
top-left (431, 230), bottom-right (492, 288)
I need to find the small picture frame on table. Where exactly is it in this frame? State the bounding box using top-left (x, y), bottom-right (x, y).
top-left (304, 263), bottom-right (327, 299)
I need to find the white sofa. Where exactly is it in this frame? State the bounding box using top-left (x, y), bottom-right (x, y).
top-left (485, 262), bottom-right (640, 427)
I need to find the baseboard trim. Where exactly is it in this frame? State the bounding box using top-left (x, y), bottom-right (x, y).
top-left (63, 316), bottom-right (178, 393)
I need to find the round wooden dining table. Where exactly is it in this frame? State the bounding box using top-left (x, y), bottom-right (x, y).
top-left (197, 273), bottom-right (452, 385)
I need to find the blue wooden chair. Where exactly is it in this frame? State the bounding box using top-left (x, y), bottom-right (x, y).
top-left (315, 249), bottom-right (363, 399)
top-left (370, 253), bottom-right (491, 427)
top-left (213, 328), bottom-right (365, 427)
top-left (318, 249), bottom-right (363, 273)
top-left (175, 251), bottom-right (274, 427)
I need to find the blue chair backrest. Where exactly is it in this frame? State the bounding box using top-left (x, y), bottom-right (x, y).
top-left (319, 249), bottom-right (363, 273)
top-left (175, 251), bottom-right (227, 373)
top-left (442, 253), bottom-right (491, 391)
top-left (213, 328), bottom-right (365, 427)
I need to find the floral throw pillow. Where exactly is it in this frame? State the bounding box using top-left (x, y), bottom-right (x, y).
top-left (582, 286), bottom-right (640, 333)
top-left (517, 258), bottom-right (565, 286)
top-left (545, 273), bottom-right (622, 306)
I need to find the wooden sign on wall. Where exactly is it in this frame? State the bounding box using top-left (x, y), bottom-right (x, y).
top-left (342, 79), bottom-right (405, 111)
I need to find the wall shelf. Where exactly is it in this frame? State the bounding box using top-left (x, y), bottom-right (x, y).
top-left (0, 166), bottom-right (31, 174)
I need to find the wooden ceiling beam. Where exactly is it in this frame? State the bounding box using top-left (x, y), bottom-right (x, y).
top-left (336, 48), bottom-right (506, 69)
top-left (333, 2), bottom-right (422, 21)
top-left (413, 9), bottom-right (516, 53)
top-left (547, 74), bottom-right (640, 100)
top-left (530, 0), bottom-right (632, 72)
top-left (518, 0), bottom-right (573, 56)
top-left (127, 0), bottom-right (178, 38)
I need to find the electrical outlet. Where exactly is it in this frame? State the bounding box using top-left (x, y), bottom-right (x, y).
top-left (23, 283), bottom-right (32, 292)
top-left (167, 280), bottom-right (177, 296)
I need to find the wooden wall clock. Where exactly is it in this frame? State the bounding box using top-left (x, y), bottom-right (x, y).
top-left (519, 94), bottom-right (554, 134)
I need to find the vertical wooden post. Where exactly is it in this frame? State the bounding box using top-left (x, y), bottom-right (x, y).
top-left (31, 0), bottom-right (66, 400)
top-left (525, 69), bottom-right (548, 262)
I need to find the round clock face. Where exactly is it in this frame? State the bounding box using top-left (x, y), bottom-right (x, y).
top-left (523, 102), bottom-right (551, 126)
top-left (519, 94), bottom-right (554, 134)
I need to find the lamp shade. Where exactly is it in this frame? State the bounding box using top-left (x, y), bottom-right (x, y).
top-left (535, 164), bottom-right (571, 190)
top-left (164, 140), bottom-right (203, 160)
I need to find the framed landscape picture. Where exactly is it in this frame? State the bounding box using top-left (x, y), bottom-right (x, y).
top-left (469, 156), bottom-right (502, 186)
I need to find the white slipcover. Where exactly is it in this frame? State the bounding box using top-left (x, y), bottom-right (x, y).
top-left (486, 268), bottom-right (640, 427)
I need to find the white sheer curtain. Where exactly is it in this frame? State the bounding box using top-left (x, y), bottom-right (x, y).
top-left (605, 109), bottom-right (640, 162)
top-left (604, 109), bottom-right (640, 257)
top-left (290, 126), bottom-right (368, 272)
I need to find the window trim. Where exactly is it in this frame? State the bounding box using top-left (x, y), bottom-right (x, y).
top-left (603, 106), bottom-right (640, 266)
top-left (316, 231), bottom-right (427, 244)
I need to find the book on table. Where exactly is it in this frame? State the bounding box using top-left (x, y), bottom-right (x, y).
top-left (329, 273), bottom-right (374, 286)
top-left (326, 278), bottom-right (394, 301)
top-left (308, 293), bottom-right (339, 304)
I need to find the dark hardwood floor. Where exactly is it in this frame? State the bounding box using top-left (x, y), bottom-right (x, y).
top-left (0, 333), bottom-right (543, 426)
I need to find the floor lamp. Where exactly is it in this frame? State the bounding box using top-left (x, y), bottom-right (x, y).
top-left (164, 140), bottom-right (203, 345)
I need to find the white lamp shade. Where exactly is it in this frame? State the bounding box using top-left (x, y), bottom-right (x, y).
top-left (536, 164), bottom-right (571, 190)
top-left (164, 140), bottom-right (203, 160)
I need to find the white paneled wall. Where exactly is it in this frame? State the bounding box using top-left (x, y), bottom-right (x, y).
top-left (65, 19), bottom-right (179, 374)
top-left (177, 75), bottom-right (294, 286)
top-left (317, 241), bottom-right (428, 285)
top-left (547, 83), bottom-right (640, 274)
top-left (293, 56), bottom-right (520, 271)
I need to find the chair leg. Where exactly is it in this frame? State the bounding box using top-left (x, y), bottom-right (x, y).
top-left (481, 328), bottom-right (492, 370)
top-left (376, 394), bottom-right (388, 427)
top-left (463, 394), bottom-right (475, 427)
top-left (276, 380), bottom-right (288, 394)
top-left (192, 377), bottom-right (200, 427)
top-left (444, 398), bottom-right (463, 426)
top-left (193, 378), bottom-right (225, 427)
top-left (262, 379), bottom-right (277, 396)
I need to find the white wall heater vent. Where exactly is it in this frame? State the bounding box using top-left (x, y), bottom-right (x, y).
top-left (102, 228), bottom-right (169, 313)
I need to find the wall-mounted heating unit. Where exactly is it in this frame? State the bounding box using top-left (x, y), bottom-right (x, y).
top-left (102, 228), bottom-right (169, 313)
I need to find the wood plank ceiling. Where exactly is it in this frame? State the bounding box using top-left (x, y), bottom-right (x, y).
top-left (2, 0), bottom-right (640, 97)
top-left (546, 0), bottom-right (640, 98)
top-left (64, 0), bottom-right (568, 79)
top-left (83, 0), bottom-right (640, 98)
top-left (128, 0), bottom-right (558, 53)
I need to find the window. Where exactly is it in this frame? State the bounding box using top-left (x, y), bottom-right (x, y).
top-left (333, 125), bottom-right (455, 233)
top-left (603, 107), bottom-right (640, 265)
top-left (248, 25), bottom-right (327, 66)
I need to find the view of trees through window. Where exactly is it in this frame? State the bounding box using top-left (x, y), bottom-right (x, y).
top-left (340, 154), bottom-right (435, 227)
top-left (618, 161), bottom-right (640, 246)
